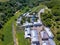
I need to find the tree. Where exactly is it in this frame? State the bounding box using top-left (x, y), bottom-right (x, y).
top-left (56, 34), bottom-right (60, 41)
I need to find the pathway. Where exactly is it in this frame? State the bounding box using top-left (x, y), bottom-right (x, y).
top-left (12, 23), bottom-right (19, 45)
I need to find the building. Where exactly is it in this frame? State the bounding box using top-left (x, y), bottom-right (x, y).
top-left (49, 39), bottom-right (56, 45)
top-left (16, 17), bottom-right (22, 25)
top-left (37, 19), bottom-right (42, 25)
top-left (40, 31), bottom-right (49, 40)
top-left (24, 30), bottom-right (31, 38)
top-left (31, 41), bottom-right (40, 45)
top-left (22, 21), bottom-right (33, 27)
top-left (42, 40), bottom-right (49, 45)
top-left (23, 13), bottom-right (26, 16)
top-left (31, 30), bottom-right (39, 42)
top-left (24, 27), bottom-right (31, 38)
top-left (25, 28), bottom-right (31, 35)
top-left (44, 27), bottom-right (54, 39)
top-left (23, 21), bottom-right (33, 38)
top-left (33, 21), bottom-right (42, 27)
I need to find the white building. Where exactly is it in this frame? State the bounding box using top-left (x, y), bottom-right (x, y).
top-left (22, 21), bottom-right (33, 27)
top-left (40, 31), bottom-right (49, 40)
top-left (31, 30), bottom-right (39, 42)
top-left (24, 28), bottom-right (31, 38)
top-left (24, 31), bottom-right (31, 38)
top-left (42, 41), bottom-right (49, 45)
top-left (49, 39), bottom-right (56, 45)
top-left (16, 17), bottom-right (22, 25)
top-left (33, 21), bottom-right (42, 27)
top-left (37, 19), bottom-right (42, 25)
top-left (44, 27), bottom-right (54, 39)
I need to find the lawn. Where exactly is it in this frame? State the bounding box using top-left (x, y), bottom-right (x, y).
top-left (0, 0), bottom-right (9, 2)
top-left (0, 6), bottom-right (30, 45)
top-left (16, 30), bottom-right (30, 45)
top-left (30, 4), bottom-right (46, 14)
top-left (0, 10), bottom-right (22, 45)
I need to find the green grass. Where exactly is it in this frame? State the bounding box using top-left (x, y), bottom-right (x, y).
top-left (0, 10), bottom-right (22, 45)
top-left (30, 4), bottom-right (46, 13)
top-left (16, 30), bottom-right (30, 45)
top-left (0, 0), bottom-right (9, 2)
top-left (16, 7), bottom-right (31, 45)
top-left (0, 6), bottom-right (30, 45)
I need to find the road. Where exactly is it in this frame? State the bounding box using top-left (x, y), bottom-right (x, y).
top-left (38, 9), bottom-right (44, 20)
top-left (30, 9), bottom-right (45, 45)
top-left (37, 8), bottom-right (53, 45)
top-left (37, 9), bottom-right (45, 45)
top-left (12, 23), bottom-right (18, 45)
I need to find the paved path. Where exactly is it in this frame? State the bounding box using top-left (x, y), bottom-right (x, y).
top-left (37, 8), bottom-right (51, 45)
top-left (37, 9), bottom-right (45, 45)
top-left (38, 9), bottom-right (44, 20)
top-left (12, 23), bottom-right (19, 45)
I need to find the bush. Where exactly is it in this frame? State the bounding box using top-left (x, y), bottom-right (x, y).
top-left (57, 30), bottom-right (60, 34)
top-left (56, 34), bottom-right (60, 41)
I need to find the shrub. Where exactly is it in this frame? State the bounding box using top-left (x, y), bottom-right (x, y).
top-left (56, 34), bottom-right (60, 41)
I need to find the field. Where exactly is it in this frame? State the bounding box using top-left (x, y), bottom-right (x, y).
top-left (0, 0), bottom-right (9, 2)
top-left (30, 4), bottom-right (46, 14)
top-left (0, 6), bottom-right (31, 45)
top-left (0, 10), bottom-right (21, 45)
top-left (16, 30), bottom-right (30, 45)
